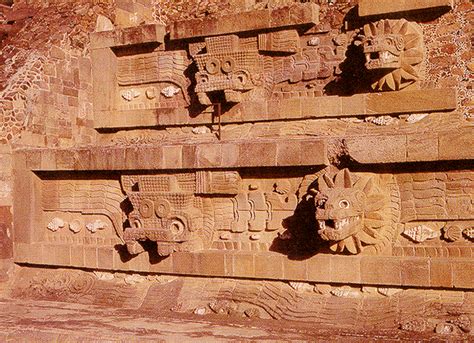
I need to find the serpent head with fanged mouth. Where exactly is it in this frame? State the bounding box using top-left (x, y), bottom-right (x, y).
top-left (310, 169), bottom-right (392, 254)
top-left (359, 19), bottom-right (424, 91)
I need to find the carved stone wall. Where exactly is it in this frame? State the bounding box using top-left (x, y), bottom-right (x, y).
top-left (1, 0), bottom-right (474, 337)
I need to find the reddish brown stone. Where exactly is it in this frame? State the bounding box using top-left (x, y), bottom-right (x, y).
top-left (361, 257), bottom-right (401, 286)
top-left (401, 258), bottom-right (430, 286)
top-left (430, 259), bottom-right (453, 287)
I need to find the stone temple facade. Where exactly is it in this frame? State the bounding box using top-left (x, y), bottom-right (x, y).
top-left (0, 0), bottom-right (473, 340)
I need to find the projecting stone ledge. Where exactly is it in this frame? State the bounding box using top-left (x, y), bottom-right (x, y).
top-left (95, 88), bottom-right (457, 129)
top-left (15, 138), bottom-right (328, 172)
top-left (345, 127), bottom-right (474, 164)
top-left (90, 24), bottom-right (166, 49)
top-left (169, 3), bottom-right (319, 40)
top-left (359, 0), bottom-right (454, 17)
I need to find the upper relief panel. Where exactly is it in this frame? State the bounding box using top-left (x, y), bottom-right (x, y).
top-left (90, 1), bottom-right (463, 133)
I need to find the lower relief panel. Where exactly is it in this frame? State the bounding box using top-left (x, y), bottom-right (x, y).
top-left (14, 167), bottom-right (474, 288)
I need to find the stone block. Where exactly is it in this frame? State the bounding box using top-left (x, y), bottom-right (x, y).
top-left (279, 98), bottom-right (302, 119)
top-left (366, 89), bottom-right (457, 115)
top-left (113, 249), bottom-right (130, 271)
top-left (306, 255), bottom-right (331, 282)
top-left (172, 252), bottom-right (197, 275)
top-left (89, 148), bottom-right (108, 170)
top-left (220, 143), bottom-right (240, 167)
top-left (124, 147), bottom-right (140, 170)
top-left (276, 141), bottom-right (302, 166)
top-left (84, 246), bottom-right (98, 269)
top-left (42, 244), bottom-right (70, 266)
top-left (301, 140), bottom-right (329, 166)
top-left (346, 135), bottom-right (407, 164)
top-left (25, 151), bottom-right (41, 170)
top-left (70, 245), bottom-right (85, 268)
top-left (359, 0), bottom-right (454, 17)
top-left (329, 256), bottom-right (361, 284)
top-left (97, 246), bottom-right (114, 270)
top-left (181, 145), bottom-right (197, 169)
top-left (452, 261), bottom-right (474, 289)
top-left (439, 128), bottom-right (474, 160)
top-left (72, 149), bottom-right (91, 170)
top-left (162, 145), bottom-right (182, 169)
top-left (430, 259), bottom-right (453, 288)
top-left (231, 252), bottom-right (255, 277)
top-left (126, 250), bottom-right (150, 272)
top-left (283, 258), bottom-right (307, 281)
top-left (12, 168), bottom-right (35, 244)
top-left (400, 258), bottom-right (430, 287)
top-left (137, 146), bottom-right (162, 169)
top-left (91, 24), bottom-right (165, 49)
top-left (407, 133), bottom-right (439, 162)
top-left (319, 96), bottom-right (342, 117)
top-left (289, 3), bottom-right (319, 25)
top-left (0, 206), bottom-right (13, 259)
top-left (196, 144), bottom-right (222, 168)
top-left (341, 94), bottom-right (366, 115)
top-left (360, 256), bottom-right (401, 285)
top-left (254, 253), bottom-right (284, 279)
top-left (300, 97), bottom-right (320, 117)
top-left (14, 243), bottom-right (43, 264)
top-left (149, 255), bottom-right (173, 274)
top-left (169, 3), bottom-right (318, 40)
top-left (239, 142), bottom-right (276, 167)
top-left (195, 251), bottom-right (226, 276)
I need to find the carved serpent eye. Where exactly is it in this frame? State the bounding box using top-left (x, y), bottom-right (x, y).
top-left (221, 57), bottom-right (235, 73)
top-left (169, 218), bottom-right (185, 236)
top-left (339, 199), bottom-right (350, 209)
top-left (205, 58), bottom-right (220, 74)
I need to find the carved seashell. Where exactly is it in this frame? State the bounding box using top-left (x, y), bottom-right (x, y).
top-left (191, 126), bottom-right (211, 135)
top-left (86, 219), bottom-right (108, 233)
top-left (378, 287), bottom-right (403, 297)
top-left (161, 85), bottom-right (180, 98)
top-left (124, 274), bottom-right (145, 285)
top-left (194, 307), bottom-right (206, 315)
top-left (450, 314), bottom-right (471, 333)
top-left (145, 87), bottom-right (155, 99)
top-left (307, 37), bottom-right (320, 46)
top-left (69, 219), bottom-right (82, 233)
top-left (93, 271), bottom-right (114, 281)
top-left (403, 225), bottom-right (439, 243)
top-left (406, 113), bottom-right (429, 123)
top-left (330, 287), bottom-right (360, 298)
top-left (443, 225), bottom-right (462, 242)
top-left (121, 89), bottom-right (140, 101)
top-left (47, 217), bottom-right (65, 232)
top-left (401, 318), bottom-right (427, 332)
top-left (289, 282), bottom-right (312, 292)
top-left (435, 322), bottom-right (457, 335)
top-left (463, 227), bottom-right (474, 239)
top-left (365, 115), bottom-right (396, 126)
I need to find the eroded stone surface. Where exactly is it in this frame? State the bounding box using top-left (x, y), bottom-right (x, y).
top-left (359, 0), bottom-right (454, 17)
top-left (0, 1), bottom-right (473, 338)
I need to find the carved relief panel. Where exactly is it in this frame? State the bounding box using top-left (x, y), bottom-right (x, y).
top-left (90, 3), bottom-right (445, 130)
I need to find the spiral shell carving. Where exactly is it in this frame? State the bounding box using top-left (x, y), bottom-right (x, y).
top-left (403, 225), bottom-right (438, 243)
